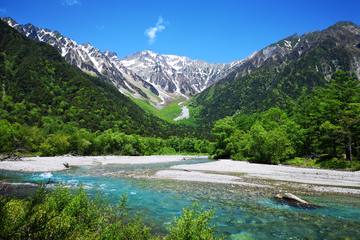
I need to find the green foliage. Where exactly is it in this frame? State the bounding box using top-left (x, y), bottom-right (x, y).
top-left (192, 28), bottom-right (355, 126)
top-left (0, 188), bottom-right (218, 240)
top-left (39, 133), bottom-right (71, 156)
top-left (283, 157), bottom-right (318, 168)
top-left (212, 108), bottom-right (299, 164)
top-left (0, 119), bottom-right (211, 156)
top-left (166, 205), bottom-right (217, 240)
top-left (0, 20), bottom-right (212, 156)
top-left (0, 20), bottom-right (199, 139)
top-left (242, 122), bottom-right (295, 164)
top-left (156, 147), bottom-right (177, 155)
top-left (317, 158), bottom-right (360, 170)
top-left (1, 199), bottom-right (29, 237)
top-left (211, 71), bottom-right (360, 167)
top-left (284, 157), bottom-right (360, 170)
top-left (293, 71), bottom-right (360, 161)
top-left (0, 119), bottom-right (17, 152)
top-left (131, 97), bottom-right (183, 123)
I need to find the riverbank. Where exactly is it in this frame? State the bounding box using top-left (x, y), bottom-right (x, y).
top-left (162, 160), bottom-right (360, 194)
top-left (0, 155), bottom-right (206, 172)
top-left (1, 156), bottom-right (360, 194)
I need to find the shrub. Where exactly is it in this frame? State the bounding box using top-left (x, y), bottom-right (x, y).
top-left (166, 205), bottom-right (216, 240)
top-left (0, 188), bottom-right (219, 240)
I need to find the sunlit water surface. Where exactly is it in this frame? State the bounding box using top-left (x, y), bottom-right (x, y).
top-left (1, 158), bottom-right (360, 240)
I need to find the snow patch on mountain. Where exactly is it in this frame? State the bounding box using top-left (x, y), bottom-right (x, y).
top-left (2, 17), bottom-right (245, 105)
top-left (120, 50), bottom-right (241, 97)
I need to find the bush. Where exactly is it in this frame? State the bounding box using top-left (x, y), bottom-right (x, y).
top-left (0, 188), bottom-right (219, 240)
top-left (0, 119), bottom-right (17, 153)
top-left (283, 157), bottom-right (317, 168)
top-left (211, 108), bottom-right (298, 164)
top-left (39, 133), bottom-right (71, 156)
top-left (317, 158), bottom-right (360, 170)
top-left (157, 147), bottom-right (177, 155)
top-left (166, 205), bottom-right (216, 240)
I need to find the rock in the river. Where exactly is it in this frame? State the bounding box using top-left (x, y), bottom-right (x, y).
top-left (275, 192), bottom-right (319, 208)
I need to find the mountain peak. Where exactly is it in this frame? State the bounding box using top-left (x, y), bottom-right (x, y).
top-left (333, 21), bottom-right (358, 27)
top-left (1, 17), bottom-right (18, 27)
top-left (327, 21), bottom-right (359, 32)
top-left (141, 50), bottom-right (158, 58)
top-left (104, 50), bottom-right (118, 59)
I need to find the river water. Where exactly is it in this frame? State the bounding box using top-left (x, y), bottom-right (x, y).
top-left (1, 158), bottom-right (360, 240)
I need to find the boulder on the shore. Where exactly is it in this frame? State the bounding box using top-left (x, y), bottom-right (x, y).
top-left (275, 192), bottom-right (319, 208)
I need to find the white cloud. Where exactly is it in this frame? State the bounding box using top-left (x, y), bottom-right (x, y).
top-left (62, 0), bottom-right (80, 6)
top-left (0, 8), bottom-right (7, 13)
top-left (145, 16), bottom-right (167, 45)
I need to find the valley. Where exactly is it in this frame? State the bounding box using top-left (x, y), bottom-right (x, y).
top-left (173, 102), bottom-right (189, 121)
top-left (0, 4), bottom-right (360, 240)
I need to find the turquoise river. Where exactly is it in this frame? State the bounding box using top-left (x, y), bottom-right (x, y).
top-left (1, 158), bottom-right (360, 240)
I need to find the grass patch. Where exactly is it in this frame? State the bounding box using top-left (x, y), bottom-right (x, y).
top-left (158, 101), bottom-right (183, 122)
top-left (283, 157), bottom-right (318, 168)
top-left (131, 97), bottom-right (199, 125)
top-left (283, 157), bottom-right (360, 171)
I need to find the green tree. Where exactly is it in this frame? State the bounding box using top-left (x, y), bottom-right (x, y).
top-left (295, 71), bottom-right (360, 161)
top-left (0, 119), bottom-right (16, 153)
top-left (211, 108), bottom-right (299, 163)
top-left (39, 133), bottom-right (71, 156)
top-left (211, 117), bottom-right (235, 158)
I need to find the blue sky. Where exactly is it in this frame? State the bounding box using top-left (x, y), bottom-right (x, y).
top-left (1, 0), bottom-right (359, 63)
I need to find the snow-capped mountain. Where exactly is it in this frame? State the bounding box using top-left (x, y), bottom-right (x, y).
top-left (2, 17), bottom-right (161, 103)
top-left (192, 21), bottom-right (360, 123)
top-left (120, 51), bottom-right (241, 97)
top-left (2, 17), bottom-right (244, 105)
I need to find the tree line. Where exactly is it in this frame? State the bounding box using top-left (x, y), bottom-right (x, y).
top-left (0, 117), bottom-right (210, 156)
top-left (210, 71), bottom-right (360, 169)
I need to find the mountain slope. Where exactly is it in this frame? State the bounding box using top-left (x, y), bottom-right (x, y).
top-left (192, 21), bottom-right (360, 125)
top-left (2, 17), bottom-right (163, 104)
top-left (0, 20), bottom-right (189, 137)
top-left (2, 17), bottom-right (241, 105)
top-left (121, 50), bottom-right (241, 103)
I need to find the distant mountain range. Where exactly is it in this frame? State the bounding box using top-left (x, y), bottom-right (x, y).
top-left (2, 17), bottom-right (360, 127)
top-left (0, 19), bottom-right (202, 138)
top-left (120, 50), bottom-right (240, 103)
top-left (192, 21), bottom-right (360, 124)
top-left (2, 17), bottom-right (241, 105)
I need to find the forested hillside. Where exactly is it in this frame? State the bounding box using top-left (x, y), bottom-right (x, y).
top-left (0, 20), bottom-right (209, 156)
top-left (211, 71), bottom-right (360, 168)
top-left (0, 20), bottom-right (194, 136)
top-left (192, 22), bottom-right (360, 126)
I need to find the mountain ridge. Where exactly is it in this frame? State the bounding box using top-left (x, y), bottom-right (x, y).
top-left (191, 20), bottom-right (360, 125)
top-left (1, 17), bottom-right (242, 105)
top-left (120, 49), bottom-right (242, 103)
top-left (2, 17), bottom-right (359, 127)
top-left (0, 20), bottom-right (196, 137)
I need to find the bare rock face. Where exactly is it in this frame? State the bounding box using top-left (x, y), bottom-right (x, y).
top-left (2, 17), bottom-right (163, 102)
top-left (1, 17), bottom-right (242, 105)
top-left (120, 50), bottom-right (241, 99)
